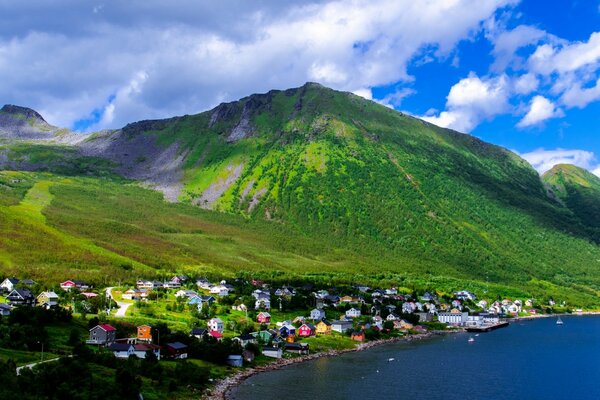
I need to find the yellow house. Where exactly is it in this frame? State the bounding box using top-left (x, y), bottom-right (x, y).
top-left (316, 320), bottom-right (332, 335)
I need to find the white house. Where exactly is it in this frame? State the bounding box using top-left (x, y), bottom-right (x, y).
top-left (454, 290), bottom-right (476, 301)
top-left (0, 278), bottom-right (19, 292)
top-left (207, 318), bottom-right (224, 333)
top-left (262, 347), bottom-right (282, 358)
top-left (310, 308), bottom-right (325, 321)
top-left (345, 308), bottom-right (361, 318)
top-left (210, 285), bottom-right (229, 296)
top-left (437, 311), bottom-right (468, 325)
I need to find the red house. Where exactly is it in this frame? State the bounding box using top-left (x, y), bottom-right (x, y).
top-left (297, 323), bottom-right (315, 337)
top-left (208, 330), bottom-right (223, 341)
top-left (257, 312), bottom-right (271, 324)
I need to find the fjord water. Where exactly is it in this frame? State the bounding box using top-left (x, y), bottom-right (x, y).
top-left (230, 316), bottom-right (600, 400)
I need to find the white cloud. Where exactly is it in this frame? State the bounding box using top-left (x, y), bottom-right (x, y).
top-left (520, 148), bottom-right (598, 175)
top-left (513, 73), bottom-right (539, 94)
top-left (517, 95), bottom-right (563, 128)
top-left (0, 0), bottom-right (517, 130)
top-left (561, 77), bottom-right (600, 108)
top-left (421, 73), bottom-right (510, 132)
top-left (528, 32), bottom-right (600, 75)
top-left (489, 25), bottom-right (546, 72)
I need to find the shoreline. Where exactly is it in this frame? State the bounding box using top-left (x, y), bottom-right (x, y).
top-left (204, 330), bottom-right (456, 400)
top-left (205, 312), bottom-right (600, 399)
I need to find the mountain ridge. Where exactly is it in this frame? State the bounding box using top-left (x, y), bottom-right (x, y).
top-left (0, 83), bottom-right (599, 306)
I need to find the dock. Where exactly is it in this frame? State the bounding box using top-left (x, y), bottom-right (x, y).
top-left (465, 321), bottom-right (509, 332)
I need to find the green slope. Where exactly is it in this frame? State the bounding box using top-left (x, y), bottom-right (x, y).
top-left (0, 83), bottom-right (600, 307)
top-left (543, 164), bottom-right (600, 240)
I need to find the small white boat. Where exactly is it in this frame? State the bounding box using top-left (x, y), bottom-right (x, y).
top-left (468, 337), bottom-right (475, 343)
top-left (556, 317), bottom-right (564, 325)
top-left (475, 334), bottom-right (480, 337)
top-left (387, 358), bottom-right (395, 362)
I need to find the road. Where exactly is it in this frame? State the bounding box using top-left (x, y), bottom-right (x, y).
top-left (105, 287), bottom-right (132, 317)
top-left (16, 355), bottom-right (72, 375)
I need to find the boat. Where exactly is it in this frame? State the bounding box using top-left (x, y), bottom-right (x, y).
top-left (556, 317), bottom-right (564, 325)
top-left (387, 358), bottom-right (395, 362)
top-left (468, 337), bottom-right (475, 343)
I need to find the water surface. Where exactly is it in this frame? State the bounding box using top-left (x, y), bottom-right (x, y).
top-left (230, 316), bottom-right (600, 400)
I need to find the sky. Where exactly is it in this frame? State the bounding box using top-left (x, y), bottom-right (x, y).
top-left (1, 0), bottom-right (600, 175)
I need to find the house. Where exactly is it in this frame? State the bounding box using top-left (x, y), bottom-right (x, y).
top-left (196, 278), bottom-right (211, 289)
top-left (227, 355), bottom-right (243, 367)
top-left (137, 325), bottom-right (152, 343)
top-left (209, 285), bottom-right (229, 296)
top-left (297, 323), bottom-right (315, 337)
top-left (252, 330), bottom-right (276, 345)
top-left (232, 303), bottom-right (247, 312)
top-left (345, 308), bottom-right (361, 318)
top-left (454, 290), bottom-right (476, 301)
top-left (255, 298), bottom-right (271, 310)
top-left (284, 342), bottom-right (310, 355)
top-left (133, 343), bottom-right (161, 360)
top-left (477, 300), bottom-right (488, 309)
top-left (208, 331), bottom-right (223, 341)
top-left (275, 287), bottom-right (295, 297)
top-left (122, 289), bottom-right (142, 300)
top-left (207, 317), bottom-right (224, 333)
top-left (81, 292), bottom-right (99, 299)
top-left (351, 331), bottom-right (366, 341)
top-left (310, 308), bottom-right (326, 321)
top-left (87, 324), bottom-right (116, 345)
top-left (385, 288), bottom-right (398, 296)
top-left (0, 278), bottom-right (19, 292)
top-left (165, 342), bottom-right (188, 359)
top-left (0, 303), bottom-right (11, 316)
top-left (233, 333), bottom-right (257, 347)
top-left (262, 347), bottom-right (283, 358)
top-left (416, 312), bottom-right (433, 322)
top-left (175, 289), bottom-right (197, 298)
top-left (386, 313), bottom-right (401, 321)
top-left (356, 285), bottom-right (371, 293)
top-left (60, 280), bottom-right (88, 292)
top-left (394, 319), bottom-right (413, 330)
top-left (257, 312), bottom-right (271, 324)
top-left (332, 320), bottom-right (353, 333)
top-left (37, 291), bottom-right (59, 309)
top-left (402, 302), bottom-right (416, 314)
top-left (190, 327), bottom-right (207, 340)
top-left (279, 324), bottom-right (296, 338)
top-left (7, 289), bottom-right (35, 306)
top-left (316, 320), bottom-right (332, 335)
top-left (109, 343), bottom-right (135, 358)
top-left (420, 292), bottom-right (436, 302)
top-left (437, 311), bottom-right (468, 325)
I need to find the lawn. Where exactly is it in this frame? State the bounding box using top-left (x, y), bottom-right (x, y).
top-left (0, 347), bottom-right (59, 366)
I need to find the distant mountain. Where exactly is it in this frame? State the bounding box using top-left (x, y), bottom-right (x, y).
top-left (0, 83), bottom-right (599, 306)
top-left (543, 164), bottom-right (600, 241)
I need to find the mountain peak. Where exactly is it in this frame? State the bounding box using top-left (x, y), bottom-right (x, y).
top-left (1, 104), bottom-right (47, 124)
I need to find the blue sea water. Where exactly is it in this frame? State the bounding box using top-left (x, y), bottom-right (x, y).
top-left (230, 316), bottom-right (600, 400)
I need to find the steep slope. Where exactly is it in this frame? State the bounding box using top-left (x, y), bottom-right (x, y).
top-left (543, 164), bottom-right (600, 240)
top-left (0, 83), bottom-right (600, 306)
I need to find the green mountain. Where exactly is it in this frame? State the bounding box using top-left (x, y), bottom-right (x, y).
top-left (1, 83), bottom-right (600, 306)
top-left (542, 164), bottom-right (600, 241)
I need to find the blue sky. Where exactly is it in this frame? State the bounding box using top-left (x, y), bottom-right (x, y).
top-left (1, 0), bottom-right (599, 174)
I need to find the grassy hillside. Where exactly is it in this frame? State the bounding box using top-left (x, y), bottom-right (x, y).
top-left (0, 83), bottom-right (600, 307)
top-left (543, 164), bottom-right (600, 241)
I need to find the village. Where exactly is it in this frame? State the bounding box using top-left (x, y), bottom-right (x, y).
top-left (0, 274), bottom-right (560, 374)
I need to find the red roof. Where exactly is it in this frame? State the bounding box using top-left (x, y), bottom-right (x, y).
top-left (209, 330), bottom-right (223, 338)
top-left (99, 324), bottom-right (116, 332)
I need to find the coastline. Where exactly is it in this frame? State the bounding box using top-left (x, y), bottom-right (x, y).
top-left (205, 312), bottom-right (600, 399)
top-left (204, 330), bottom-right (455, 400)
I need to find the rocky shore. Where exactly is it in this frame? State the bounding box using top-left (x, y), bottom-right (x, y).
top-left (204, 331), bottom-right (452, 400)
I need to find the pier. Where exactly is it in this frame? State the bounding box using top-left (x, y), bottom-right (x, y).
top-left (465, 321), bottom-right (509, 332)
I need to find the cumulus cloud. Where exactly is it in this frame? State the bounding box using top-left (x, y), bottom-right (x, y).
top-left (520, 148), bottom-right (599, 175)
top-left (0, 0), bottom-right (516, 130)
top-left (517, 96), bottom-right (563, 127)
top-left (489, 24), bottom-right (547, 72)
top-left (561, 77), bottom-right (600, 108)
top-left (421, 73), bottom-right (510, 132)
top-left (528, 32), bottom-right (600, 76)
